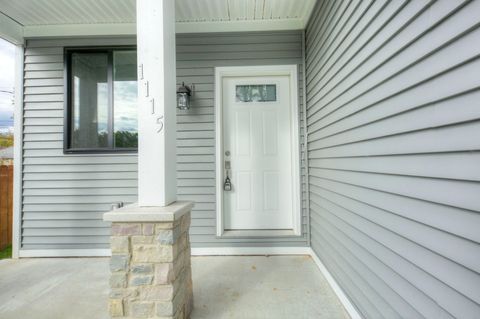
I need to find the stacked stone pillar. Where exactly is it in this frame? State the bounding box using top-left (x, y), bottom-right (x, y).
top-left (104, 202), bottom-right (194, 319)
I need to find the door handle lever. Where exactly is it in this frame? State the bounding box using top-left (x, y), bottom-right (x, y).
top-left (224, 153), bottom-right (232, 191)
top-left (224, 176), bottom-right (232, 191)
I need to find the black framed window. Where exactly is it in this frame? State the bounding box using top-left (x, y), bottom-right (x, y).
top-left (65, 47), bottom-right (138, 153)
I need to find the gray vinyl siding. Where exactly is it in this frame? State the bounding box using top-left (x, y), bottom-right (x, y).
top-left (21, 31), bottom-right (308, 250)
top-left (305, 1), bottom-right (480, 318)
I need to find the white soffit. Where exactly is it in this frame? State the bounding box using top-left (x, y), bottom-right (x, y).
top-left (0, 0), bottom-right (316, 38)
top-left (0, 0), bottom-right (136, 25)
top-left (176, 0), bottom-right (315, 24)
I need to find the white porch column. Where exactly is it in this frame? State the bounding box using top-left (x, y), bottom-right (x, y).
top-left (137, 0), bottom-right (177, 206)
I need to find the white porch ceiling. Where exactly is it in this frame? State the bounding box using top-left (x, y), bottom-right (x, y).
top-left (0, 0), bottom-right (136, 26)
top-left (0, 0), bottom-right (316, 42)
top-left (176, 0), bottom-right (315, 23)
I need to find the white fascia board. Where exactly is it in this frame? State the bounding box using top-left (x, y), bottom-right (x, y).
top-left (0, 13), bottom-right (23, 45)
top-left (176, 18), bottom-right (304, 33)
top-left (23, 23), bottom-right (136, 38)
top-left (23, 18), bottom-right (304, 38)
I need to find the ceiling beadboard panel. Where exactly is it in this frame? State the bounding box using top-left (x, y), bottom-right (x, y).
top-left (0, 0), bottom-right (136, 25)
top-left (175, 0), bottom-right (230, 22)
top-left (0, 0), bottom-right (316, 26)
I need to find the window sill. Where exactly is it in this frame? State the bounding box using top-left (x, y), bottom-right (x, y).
top-left (63, 149), bottom-right (138, 155)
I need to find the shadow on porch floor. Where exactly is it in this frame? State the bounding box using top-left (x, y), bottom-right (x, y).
top-left (0, 255), bottom-right (348, 319)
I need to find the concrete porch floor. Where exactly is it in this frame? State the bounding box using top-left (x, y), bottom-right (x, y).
top-left (0, 255), bottom-right (348, 319)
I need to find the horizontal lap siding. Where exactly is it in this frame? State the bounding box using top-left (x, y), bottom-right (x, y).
top-left (305, 1), bottom-right (480, 318)
top-left (21, 31), bottom-right (308, 251)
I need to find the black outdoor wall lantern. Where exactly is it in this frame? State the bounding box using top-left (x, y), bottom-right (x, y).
top-left (177, 82), bottom-right (193, 110)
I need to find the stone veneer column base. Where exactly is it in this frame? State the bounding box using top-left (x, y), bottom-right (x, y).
top-left (104, 201), bottom-right (194, 319)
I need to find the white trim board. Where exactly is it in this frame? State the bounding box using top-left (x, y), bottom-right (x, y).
top-left (301, 30), bottom-right (311, 246)
top-left (191, 247), bottom-right (311, 256)
top-left (12, 45), bottom-right (24, 259)
top-left (308, 248), bottom-right (363, 319)
top-left (23, 23), bottom-right (136, 38)
top-left (0, 12), bottom-right (23, 44)
top-left (20, 247), bottom-right (310, 258)
top-left (22, 19), bottom-right (305, 39)
top-left (214, 65), bottom-right (302, 238)
top-left (18, 249), bottom-right (111, 258)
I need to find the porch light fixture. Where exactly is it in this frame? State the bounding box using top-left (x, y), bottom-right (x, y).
top-left (177, 82), bottom-right (192, 110)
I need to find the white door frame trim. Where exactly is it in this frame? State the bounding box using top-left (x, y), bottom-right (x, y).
top-left (214, 65), bottom-right (302, 237)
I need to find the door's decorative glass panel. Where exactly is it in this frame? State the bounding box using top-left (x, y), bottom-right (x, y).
top-left (236, 84), bottom-right (276, 102)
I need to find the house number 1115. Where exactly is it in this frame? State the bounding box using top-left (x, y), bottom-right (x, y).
top-left (146, 87), bottom-right (164, 134)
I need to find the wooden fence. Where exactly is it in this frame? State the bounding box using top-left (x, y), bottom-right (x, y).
top-left (0, 165), bottom-right (13, 250)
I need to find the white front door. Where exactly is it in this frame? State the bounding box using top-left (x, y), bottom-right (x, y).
top-left (222, 75), bottom-right (295, 230)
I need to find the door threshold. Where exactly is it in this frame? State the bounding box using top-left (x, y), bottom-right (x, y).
top-left (219, 229), bottom-right (299, 238)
